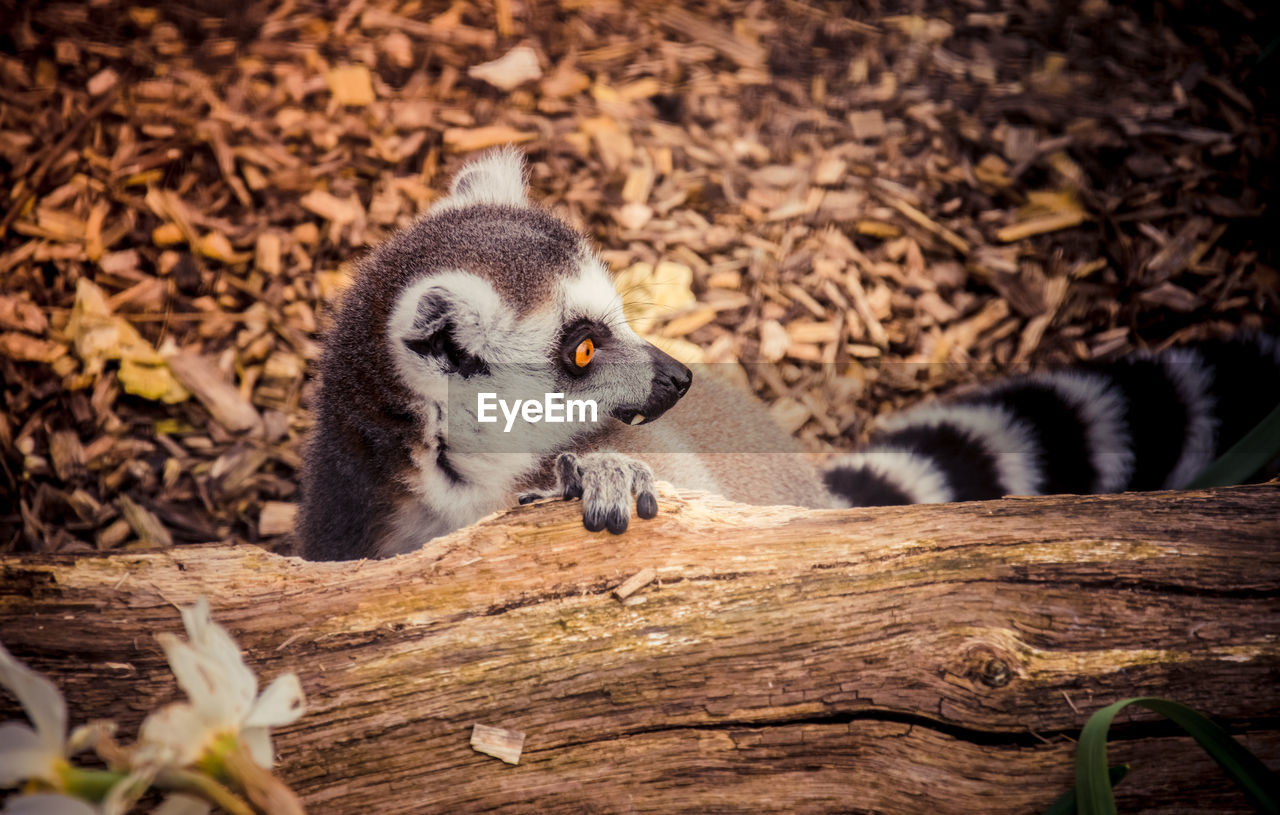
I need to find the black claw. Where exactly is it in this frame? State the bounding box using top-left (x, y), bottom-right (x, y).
top-left (583, 509), bottom-right (607, 533)
top-left (563, 483), bottom-right (583, 501)
top-left (636, 492), bottom-right (657, 519)
top-left (605, 510), bottom-right (629, 535)
top-left (518, 493), bottom-right (540, 505)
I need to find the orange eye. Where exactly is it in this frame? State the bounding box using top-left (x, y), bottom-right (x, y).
top-left (574, 338), bottom-right (594, 367)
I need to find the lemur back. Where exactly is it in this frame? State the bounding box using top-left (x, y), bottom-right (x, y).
top-left (605, 373), bottom-right (836, 509)
top-left (300, 149), bottom-right (1279, 561)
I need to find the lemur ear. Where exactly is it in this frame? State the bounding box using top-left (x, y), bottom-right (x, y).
top-left (403, 290), bottom-right (489, 378)
top-left (407, 288), bottom-right (450, 336)
top-left (446, 146), bottom-right (528, 208)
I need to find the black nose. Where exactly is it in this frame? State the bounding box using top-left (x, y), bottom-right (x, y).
top-left (672, 365), bottom-right (692, 397)
top-left (652, 349), bottom-right (691, 398)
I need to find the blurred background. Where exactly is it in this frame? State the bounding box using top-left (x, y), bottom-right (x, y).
top-left (0, 0), bottom-right (1275, 554)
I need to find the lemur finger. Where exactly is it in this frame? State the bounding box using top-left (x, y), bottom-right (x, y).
top-left (578, 453), bottom-right (634, 535)
top-left (582, 504), bottom-right (614, 534)
top-left (555, 452), bottom-right (584, 501)
top-left (629, 460), bottom-right (659, 520)
top-left (581, 479), bottom-right (631, 534)
top-left (636, 491), bottom-right (657, 520)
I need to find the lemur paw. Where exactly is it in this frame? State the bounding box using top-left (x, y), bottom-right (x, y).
top-left (550, 451), bottom-right (658, 534)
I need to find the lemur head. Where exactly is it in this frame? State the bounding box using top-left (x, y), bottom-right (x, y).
top-left (378, 148), bottom-right (692, 454)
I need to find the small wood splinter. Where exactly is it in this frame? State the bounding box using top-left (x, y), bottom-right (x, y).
top-left (613, 567), bottom-right (658, 601)
top-left (470, 723), bottom-right (525, 765)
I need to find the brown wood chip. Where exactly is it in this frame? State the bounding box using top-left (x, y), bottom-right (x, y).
top-left (996, 210), bottom-right (1089, 243)
top-left (470, 724), bottom-right (525, 765)
top-left (0, 332), bottom-right (67, 363)
top-left (165, 352), bottom-right (262, 434)
top-left (443, 126), bottom-right (537, 153)
top-left (0, 296), bottom-right (50, 334)
top-left (614, 567), bottom-right (658, 600)
top-left (258, 502), bottom-right (298, 537)
top-left (117, 494), bottom-right (173, 547)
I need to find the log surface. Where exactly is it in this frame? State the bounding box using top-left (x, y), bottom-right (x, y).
top-left (2, 485), bottom-right (1279, 813)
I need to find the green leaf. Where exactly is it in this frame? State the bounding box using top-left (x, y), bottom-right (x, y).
top-left (1075, 697), bottom-right (1279, 815)
top-left (1188, 402), bottom-right (1280, 489)
top-left (1043, 765), bottom-right (1128, 815)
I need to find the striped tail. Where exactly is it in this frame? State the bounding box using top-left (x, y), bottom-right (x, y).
top-left (823, 335), bottom-right (1280, 507)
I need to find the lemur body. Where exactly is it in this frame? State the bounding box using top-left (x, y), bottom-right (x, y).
top-left (302, 150), bottom-right (698, 559)
top-left (299, 150), bottom-right (1280, 561)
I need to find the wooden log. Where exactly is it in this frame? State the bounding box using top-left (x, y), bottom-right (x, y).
top-left (2, 485), bottom-right (1278, 813)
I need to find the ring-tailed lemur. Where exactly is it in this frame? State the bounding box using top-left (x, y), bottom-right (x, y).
top-left (299, 148), bottom-right (1280, 561)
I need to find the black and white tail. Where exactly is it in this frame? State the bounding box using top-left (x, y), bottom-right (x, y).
top-left (823, 335), bottom-right (1280, 506)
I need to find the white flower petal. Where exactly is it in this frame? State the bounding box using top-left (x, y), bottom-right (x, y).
top-left (0, 722), bottom-right (60, 786)
top-left (0, 642), bottom-right (67, 751)
top-left (0, 721), bottom-right (43, 752)
top-left (0, 794), bottom-right (99, 815)
top-left (243, 674), bottom-right (304, 730)
top-left (155, 635), bottom-right (219, 716)
top-left (149, 794), bottom-right (210, 815)
top-left (136, 703), bottom-right (212, 768)
top-left (240, 726), bottom-right (274, 769)
top-left (0, 745), bottom-right (59, 787)
top-left (178, 599), bottom-right (256, 711)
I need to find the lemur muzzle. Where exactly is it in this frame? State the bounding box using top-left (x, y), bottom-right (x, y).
top-left (611, 344), bottom-right (693, 426)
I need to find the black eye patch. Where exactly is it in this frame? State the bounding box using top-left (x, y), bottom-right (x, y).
top-left (406, 324), bottom-right (490, 379)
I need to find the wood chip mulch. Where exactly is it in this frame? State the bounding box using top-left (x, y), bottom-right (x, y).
top-left (1, 1), bottom-right (1276, 555)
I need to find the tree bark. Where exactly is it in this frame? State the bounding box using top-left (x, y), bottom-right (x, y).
top-left (2, 485), bottom-right (1278, 813)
